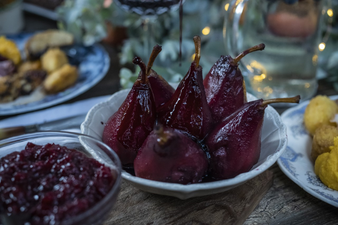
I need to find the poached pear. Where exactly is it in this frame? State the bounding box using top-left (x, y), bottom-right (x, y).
top-left (157, 36), bottom-right (213, 140)
top-left (206, 96), bottom-right (300, 180)
top-left (147, 69), bottom-right (175, 109)
top-left (203, 44), bottom-right (265, 123)
top-left (102, 57), bottom-right (156, 165)
top-left (134, 124), bottom-right (208, 184)
top-left (134, 45), bottom-right (175, 109)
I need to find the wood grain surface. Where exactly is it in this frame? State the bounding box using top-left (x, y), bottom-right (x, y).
top-left (105, 170), bottom-right (273, 225)
top-left (245, 164), bottom-right (338, 225)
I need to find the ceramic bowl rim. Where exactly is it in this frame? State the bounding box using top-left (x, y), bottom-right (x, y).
top-left (81, 89), bottom-right (287, 196)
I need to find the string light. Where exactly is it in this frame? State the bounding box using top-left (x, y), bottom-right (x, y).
top-left (327, 9), bottom-right (333, 17)
top-left (319, 42), bottom-right (326, 51)
top-left (224, 3), bottom-right (229, 11)
top-left (202, 27), bottom-right (211, 36)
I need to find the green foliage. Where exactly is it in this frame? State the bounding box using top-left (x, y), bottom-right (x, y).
top-left (58, 0), bottom-right (228, 89)
top-left (57, 0), bottom-right (114, 46)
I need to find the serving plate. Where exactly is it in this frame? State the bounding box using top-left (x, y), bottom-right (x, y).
top-left (0, 33), bottom-right (109, 116)
top-left (81, 89), bottom-right (287, 199)
top-left (278, 95), bottom-right (338, 207)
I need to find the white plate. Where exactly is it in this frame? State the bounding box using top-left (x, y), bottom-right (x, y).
top-left (278, 96), bottom-right (338, 207)
top-left (81, 90), bottom-right (287, 199)
top-left (0, 33), bottom-right (109, 116)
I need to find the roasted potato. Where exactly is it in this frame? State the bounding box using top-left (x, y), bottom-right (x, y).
top-left (304, 95), bottom-right (338, 136)
top-left (315, 136), bottom-right (338, 191)
top-left (0, 76), bottom-right (10, 95)
top-left (25, 30), bottom-right (74, 59)
top-left (41, 48), bottom-right (68, 74)
top-left (0, 36), bottom-right (21, 65)
top-left (311, 124), bottom-right (338, 161)
top-left (18, 60), bottom-right (42, 73)
top-left (43, 64), bottom-right (78, 93)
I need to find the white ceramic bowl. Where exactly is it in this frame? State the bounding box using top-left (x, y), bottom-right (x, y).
top-left (81, 89), bottom-right (287, 199)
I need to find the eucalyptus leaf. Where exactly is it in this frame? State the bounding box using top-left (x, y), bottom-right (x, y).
top-left (119, 67), bottom-right (140, 89)
top-left (161, 41), bottom-right (179, 61)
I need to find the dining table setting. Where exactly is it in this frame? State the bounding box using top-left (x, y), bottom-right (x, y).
top-left (1, 0), bottom-right (338, 224)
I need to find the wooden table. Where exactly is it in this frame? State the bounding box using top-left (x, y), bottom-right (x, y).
top-left (2, 12), bottom-right (338, 225)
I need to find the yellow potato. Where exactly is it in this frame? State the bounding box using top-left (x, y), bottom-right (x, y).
top-left (311, 124), bottom-right (338, 161)
top-left (315, 137), bottom-right (338, 191)
top-left (0, 36), bottom-right (21, 65)
top-left (18, 60), bottom-right (42, 73)
top-left (25, 30), bottom-right (74, 59)
top-left (304, 95), bottom-right (338, 136)
top-left (0, 76), bottom-right (9, 95)
top-left (43, 64), bottom-right (78, 93)
top-left (41, 48), bottom-right (68, 74)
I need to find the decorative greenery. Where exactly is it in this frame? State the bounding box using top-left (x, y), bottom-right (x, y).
top-left (116, 0), bottom-right (228, 88)
top-left (57, 0), bottom-right (338, 92)
top-left (57, 0), bottom-right (114, 46)
top-left (57, 0), bottom-right (229, 88)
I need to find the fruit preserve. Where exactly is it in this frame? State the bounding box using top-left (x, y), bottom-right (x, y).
top-left (0, 142), bottom-right (116, 225)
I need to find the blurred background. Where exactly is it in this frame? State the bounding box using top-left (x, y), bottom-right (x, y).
top-left (2, 0), bottom-right (338, 92)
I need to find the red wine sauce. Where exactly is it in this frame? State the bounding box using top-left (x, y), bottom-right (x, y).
top-left (179, 0), bottom-right (183, 66)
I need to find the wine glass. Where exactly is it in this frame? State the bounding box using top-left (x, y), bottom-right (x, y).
top-left (114, 0), bottom-right (185, 59)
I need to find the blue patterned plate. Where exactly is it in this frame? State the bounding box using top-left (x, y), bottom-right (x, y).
top-left (278, 96), bottom-right (338, 207)
top-left (0, 33), bottom-right (110, 116)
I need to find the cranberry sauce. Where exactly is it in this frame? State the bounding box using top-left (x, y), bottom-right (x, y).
top-left (0, 142), bottom-right (116, 225)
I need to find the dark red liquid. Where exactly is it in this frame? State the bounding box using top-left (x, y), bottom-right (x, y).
top-left (0, 143), bottom-right (116, 225)
top-left (179, 0), bottom-right (183, 65)
top-left (115, 0), bottom-right (181, 16)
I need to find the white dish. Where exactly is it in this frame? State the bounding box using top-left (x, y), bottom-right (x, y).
top-left (81, 89), bottom-right (287, 199)
top-left (278, 96), bottom-right (338, 207)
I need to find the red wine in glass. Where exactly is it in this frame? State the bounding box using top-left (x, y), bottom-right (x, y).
top-left (115, 0), bottom-right (182, 16)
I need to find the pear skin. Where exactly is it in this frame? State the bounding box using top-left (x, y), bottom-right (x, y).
top-left (134, 125), bottom-right (208, 184)
top-left (103, 57), bottom-right (156, 165)
top-left (206, 99), bottom-right (265, 179)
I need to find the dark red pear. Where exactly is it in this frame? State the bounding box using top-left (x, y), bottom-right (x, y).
top-left (203, 44), bottom-right (265, 123)
top-left (102, 57), bottom-right (156, 165)
top-left (146, 45), bottom-right (175, 109)
top-left (134, 124), bottom-right (208, 184)
top-left (206, 95), bottom-right (300, 180)
top-left (157, 36), bottom-right (213, 140)
top-left (147, 70), bottom-right (175, 109)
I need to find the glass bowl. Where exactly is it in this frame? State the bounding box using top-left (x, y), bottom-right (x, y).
top-left (0, 131), bottom-right (122, 225)
top-left (81, 89), bottom-right (287, 200)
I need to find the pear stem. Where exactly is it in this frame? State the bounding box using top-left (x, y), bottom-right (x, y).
top-left (234, 43), bottom-right (265, 65)
top-left (193, 36), bottom-right (201, 68)
top-left (262, 95), bottom-right (300, 106)
top-left (154, 124), bottom-right (168, 146)
top-left (133, 57), bottom-right (147, 84)
top-left (146, 45), bottom-right (162, 76)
